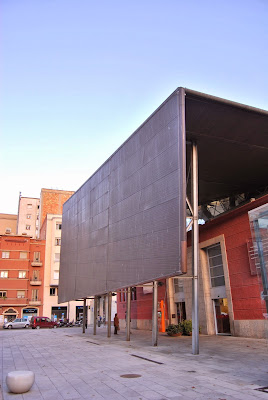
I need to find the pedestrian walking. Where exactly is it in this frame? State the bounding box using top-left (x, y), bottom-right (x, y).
top-left (114, 313), bottom-right (119, 334)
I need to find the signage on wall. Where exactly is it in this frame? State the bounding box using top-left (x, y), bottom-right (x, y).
top-left (23, 308), bottom-right (38, 313)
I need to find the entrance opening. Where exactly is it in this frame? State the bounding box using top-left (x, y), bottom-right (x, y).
top-left (22, 308), bottom-right (38, 322)
top-left (4, 308), bottom-right (18, 322)
top-left (176, 302), bottom-right (186, 323)
top-left (214, 298), bottom-right (230, 334)
top-left (51, 306), bottom-right (67, 321)
top-left (76, 306), bottom-right (84, 321)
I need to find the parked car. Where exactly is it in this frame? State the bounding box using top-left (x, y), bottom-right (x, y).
top-left (4, 318), bottom-right (30, 329)
top-left (30, 316), bottom-right (58, 329)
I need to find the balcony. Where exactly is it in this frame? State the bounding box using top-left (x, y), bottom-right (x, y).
top-left (31, 261), bottom-right (42, 267)
top-left (30, 278), bottom-right (41, 285)
top-left (0, 297), bottom-right (28, 306)
top-left (29, 299), bottom-right (41, 305)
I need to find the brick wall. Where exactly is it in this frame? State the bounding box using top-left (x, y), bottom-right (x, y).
top-left (197, 196), bottom-right (268, 320)
top-left (40, 189), bottom-right (74, 228)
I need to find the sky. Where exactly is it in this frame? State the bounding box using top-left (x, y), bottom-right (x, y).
top-left (1, 0), bottom-right (267, 215)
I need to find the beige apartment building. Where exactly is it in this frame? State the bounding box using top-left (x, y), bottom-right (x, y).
top-left (40, 213), bottom-right (90, 322)
top-left (0, 214), bottom-right (17, 235)
top-left (17, 196), bottom-right (40, 239)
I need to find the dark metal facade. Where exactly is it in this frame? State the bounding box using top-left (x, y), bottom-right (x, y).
top-left (59, 91), bottom-right (186, 302)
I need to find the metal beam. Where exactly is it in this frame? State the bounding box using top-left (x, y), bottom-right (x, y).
top-left (82, 298), bottom-right (86, 334)
top-left (191, 142), bottom-right (199, 355)
top-left (152, 280), bottom-right (158, 346)
top-left (126, 287), bottom-right (131, 341)
top-left (93, 296), bottom-right (97, 335)
top-left (107, 292), bottom-right (112, 337)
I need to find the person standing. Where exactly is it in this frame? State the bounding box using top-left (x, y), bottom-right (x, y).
top-left (114, 313), bottom-right (119, 334)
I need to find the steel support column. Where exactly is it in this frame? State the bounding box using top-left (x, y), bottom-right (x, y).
top-left (93, 296), bottom-right (97, 335)
top-left (107, 292), bottom-right (112, 337)
top-left (126, 287), bottom-right (131, 341)
top-left (191, 142), bottom-right (199, 355)
top-left (152, 280), bottom-right (158, 346)
top-left (82, 298), bottom-right (86, 334)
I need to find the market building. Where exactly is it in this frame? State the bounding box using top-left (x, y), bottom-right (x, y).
top-left (58, 88), bottom-right (268, 351)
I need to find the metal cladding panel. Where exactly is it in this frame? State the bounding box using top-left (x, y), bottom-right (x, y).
top-left (58, 91), bottom-right (186, 302)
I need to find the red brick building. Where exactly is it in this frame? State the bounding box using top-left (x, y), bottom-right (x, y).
top-left (117, 195), bottom-right (268, 338)
top-left (39, 188), bottom-right (74, 230)
top-left (0, 235), bottom-right (45, 323)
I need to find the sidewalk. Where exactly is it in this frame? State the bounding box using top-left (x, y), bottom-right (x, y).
top-left (0, 325), bottom-right (267, 400)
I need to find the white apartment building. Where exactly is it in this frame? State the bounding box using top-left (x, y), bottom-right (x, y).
top-left (17, 196), bottom-right (40, 239)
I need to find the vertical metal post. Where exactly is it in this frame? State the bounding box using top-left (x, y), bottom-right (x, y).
top-left (126, 287), bottom-right (131, 341)
top-left (93, 296), bottom-right (97, 335)
top-left (192, 142), bottom-right (199, 355)
top-left (107, 292), bottom-right (112, 337)
top-left (82, 298), bottom-right (86, 334)
top-left (152, 280), bottom-right (158, 346)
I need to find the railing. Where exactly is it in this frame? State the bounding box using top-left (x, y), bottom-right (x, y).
top-left (29, 298), bottom-right (41, 305)
top-left (0, 297), bottom-right (28, 305)
top-left (30, 278), bottom-right (41, 285)
top-left (31, 261), bottom-right (42, 267)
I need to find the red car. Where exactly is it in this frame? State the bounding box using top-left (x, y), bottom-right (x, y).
top-left (30, 316), bottom-right (58, 329)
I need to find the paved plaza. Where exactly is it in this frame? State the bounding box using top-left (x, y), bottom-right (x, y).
top-left (0, 325), bottom-right (267, 400)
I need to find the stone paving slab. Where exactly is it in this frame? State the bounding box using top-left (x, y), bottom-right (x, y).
top-left (0, 326), bottom-right (267, 400)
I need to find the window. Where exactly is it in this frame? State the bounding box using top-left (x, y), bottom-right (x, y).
top-left (55, 238), bottom-right (61, 246)
top-left (33, 252), bottom-right (40, 262)
top-left (32, 270), bottom-right (39, 280)
top-left (54, 253), bottom-right (60, 262)
top-left (0, 271), bottom-right (8, 278)
top-left (20, 252), bottom-right (27, 259)
top-left (207, 243), bottom-right (225, 287)
top-left (119, 289), bottom-right (126, 302)
top-left (131, 287), bottom-right (137, 301)
top-left (50, 288), bottom-right (56, 296)
top-left (17, 291), bottom-right (25, 298)
top-left (174, 278), bottom-right (184, 293)
top-left (53, 271), bottom-right (59, 280)
top-left (26, 225), bottom-right (31, 230)
top-left (27, 204), bottom-right (32, 209)
top-left (2, 251), bottom-right (10, 259)
top-left (26, 214), bottom-right (31, 219)
top-left (56, 223), bottom-right (62, 230)
top-left (31, 289), bottom-right (39, 301)
top-left (0, 291), bottom-right (7, 298)
top-left (18, 271), bottom-right (26, 279)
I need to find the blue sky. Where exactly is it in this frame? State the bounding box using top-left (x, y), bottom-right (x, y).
top-left (1, 0), bottom-right (267, 214)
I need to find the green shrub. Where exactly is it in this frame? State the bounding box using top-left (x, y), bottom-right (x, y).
top-left (181, 319), bottom-right (201, 335)
top-left (182, 319), bottom-right (192, 335)
top-left (166, 323), bottom-right (183, 336)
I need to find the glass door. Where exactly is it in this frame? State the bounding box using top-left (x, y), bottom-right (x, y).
top-left (214, 298), bottom-right (230, 334)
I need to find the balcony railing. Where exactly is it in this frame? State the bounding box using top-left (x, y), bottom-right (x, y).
top-left (31, 261), bottom-right (42, 267)
top-left (30, 278), bottom-right (41, 285)
top-left (0, 297), bottom-right (28, 305)
top-left (29, 299), bottom-right (41, 305)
